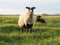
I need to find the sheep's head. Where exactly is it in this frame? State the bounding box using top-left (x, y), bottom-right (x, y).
top-left (26, 7), bottom-right (36, 13)
top-left (26, 7), bottom-right (35, 9)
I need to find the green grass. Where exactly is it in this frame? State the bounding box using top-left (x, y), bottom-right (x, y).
top-left (0, 15), bottom-right (60, 45)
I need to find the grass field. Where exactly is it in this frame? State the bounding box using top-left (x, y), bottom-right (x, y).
top-left (0, 15), bottom-right (60, 45)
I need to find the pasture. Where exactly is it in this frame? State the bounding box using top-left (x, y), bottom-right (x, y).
top-left (0, 15), bottom-right (60, 45)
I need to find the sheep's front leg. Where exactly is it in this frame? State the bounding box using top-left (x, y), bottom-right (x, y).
top-left (30, 27), bottom-right (32, 33)
top-left (25, 25), bottom-right (29, 33)
top-left (22, 27), bottom-right (24, 32)
top-left (22, 26), bottom-right (26, 32)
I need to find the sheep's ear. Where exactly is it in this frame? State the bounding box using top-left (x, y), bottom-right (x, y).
top-left (26, 7), bottom-right (30, 9)
top-left (32, 7), bottom-right (36, 9)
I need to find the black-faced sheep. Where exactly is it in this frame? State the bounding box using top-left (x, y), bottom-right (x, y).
top-left (18, 7), bottom-right (36, 32)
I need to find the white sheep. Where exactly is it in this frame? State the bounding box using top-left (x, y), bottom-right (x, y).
top-left (18, 7), bottom-right (36, 32)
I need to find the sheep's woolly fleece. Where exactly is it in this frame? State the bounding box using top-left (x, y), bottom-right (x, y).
top-left (18, 12), bottom-right (32, 27)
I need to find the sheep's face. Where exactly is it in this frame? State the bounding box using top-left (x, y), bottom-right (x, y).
top-left (26, 7), bottom-right (36, 13)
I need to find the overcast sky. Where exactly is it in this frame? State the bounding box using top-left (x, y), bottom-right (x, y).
top-left (0, 0), bottom-right (60, 14)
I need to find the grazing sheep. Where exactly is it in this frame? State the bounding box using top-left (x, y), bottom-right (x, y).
top-left (18, 7), bottom-right (36, 32)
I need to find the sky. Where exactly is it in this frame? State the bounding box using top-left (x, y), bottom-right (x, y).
top-left (0, 0), bottom-right (60, 14)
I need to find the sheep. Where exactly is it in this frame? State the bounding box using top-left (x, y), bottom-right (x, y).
top-left (18, 7), bottom-right (36, 32)
top-left (36, 16), bottom-right (46, 23)
top-left (36, 16), bottom-right (41, 22)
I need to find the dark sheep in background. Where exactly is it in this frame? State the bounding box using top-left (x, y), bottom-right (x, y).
top-left (36, 16), bottom-right (46, 23)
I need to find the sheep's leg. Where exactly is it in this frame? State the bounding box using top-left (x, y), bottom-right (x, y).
top-left (22, 27), bottom-right (24, 32)
top-left (26, 24), bottom-right (30, 33)
top-left (25, 25), bottom-right (29, 33)
top-left (27, 28), bottom-right (29, 33)
top-left (30, 24), bottom-right (33, 33)
top-left (26, 24), bottom-right (33, 33)
top-left (30, 27), bottom-right (32, 33)
top-left (22, 25), bottom-right (26, 32)
top-left (22, 27), bottom-right (25, 32)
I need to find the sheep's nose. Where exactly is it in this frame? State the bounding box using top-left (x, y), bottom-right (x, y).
top-left (30, 10), bottom-right (32, 13)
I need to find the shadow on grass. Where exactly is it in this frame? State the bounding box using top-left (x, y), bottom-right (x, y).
top-left (32, 28), bottom-right (48, 34)
top-left (0, 25), bottom-right (48, 34)
top-left (0, 26), bottom-right (21, 33)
